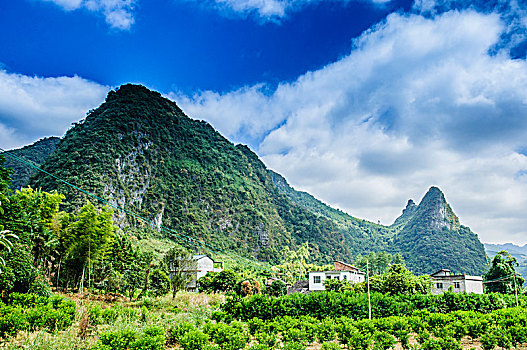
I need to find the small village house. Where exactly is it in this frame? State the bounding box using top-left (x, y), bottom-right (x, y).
top-left (308, 261), bottom-right (366, 291)
top-left (430, 269), bottom-right (483, 294)
top-left (178, 254), bottom-right (224, 292)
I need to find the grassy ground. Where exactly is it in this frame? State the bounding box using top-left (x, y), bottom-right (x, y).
top-left (0, 292), bottom-right (224, 350)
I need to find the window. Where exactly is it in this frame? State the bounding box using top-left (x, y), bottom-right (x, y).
top-left (343, 275), bottom-right (347, 280)
top-left (326, 276), bottom-right (331, 280)
top-left (454, 282), bottom-right (460, 289)
top-left (436, 283), bottom-right (443, 289)
top-left (314, 276), bottom-right (321, 284)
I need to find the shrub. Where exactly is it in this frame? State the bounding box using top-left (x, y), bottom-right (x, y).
top-left (204, 322), bottom-right (249, 350)
top-left (321, 342), bottom-right (342, 350)
top-left (266, 280), bottom-right (287, 297)
top-left (96, 326), bottom-right (165, 350)
top-left (168, 321), bottom-right (196, 345)
top-left (373, 331), bottom-right (396, 350)
top-left (283, 342), bottom-right (306, 350)
top-left (180, 329), bottom-right (209, 350)
top-left (255, 332), bottom-right (277, 348)
top-left (317, 318), bottom-right (337, 342)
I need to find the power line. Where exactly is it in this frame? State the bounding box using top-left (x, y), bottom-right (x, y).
top-left (0, 147), bottom-right (281, 275)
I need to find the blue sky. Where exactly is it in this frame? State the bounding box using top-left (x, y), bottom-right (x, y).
top-left (1, 0), bottom-right (527, 244)
top-left (0, 0), bottom-right (412, 93)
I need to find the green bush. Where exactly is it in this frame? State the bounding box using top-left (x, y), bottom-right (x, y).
top-left (321, 342), bottom-right (341, 350)
top-left (266, 280), bottom-right (287, 297)
top-left (168, 321), bottom-right (196, 345)
top-left (221, 291), bottom-right (526, 321)
top-left (317, 318), bottom-right (337, 342)
top-left (204, 321), bottom-right (249, 350)
top-left (255, 332), bottom-right (277, 348)
top-left (96, 326), bottom-right (165, 350)
top-left (0, 293), bottom-right (75, 337)
top-left (373, 331), bottom-right (396, 350)
top-left (179, 329), bottom-right (210, 350)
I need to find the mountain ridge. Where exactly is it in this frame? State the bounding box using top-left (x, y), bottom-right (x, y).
top-left (6, 84), bottom-right (488, 274)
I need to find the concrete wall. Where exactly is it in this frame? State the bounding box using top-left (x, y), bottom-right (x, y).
top-left (431, 276), bottom-right (483, 295)
top-left (465, 278), bottom-right (484, 294)
top-left (308, 271), bottom-right (366, 291)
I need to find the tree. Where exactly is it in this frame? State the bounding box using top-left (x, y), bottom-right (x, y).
top-left (266, 280), bottom-right (287, 297)
top-left (274, 242), bottom-right (311, 283)
top-left (235, 278), bottom-right (261, 297)
top-left (149, 269), bottom-right (171, 297)
top-left (355, 252), bottom-right (394, 276)
top-left (484, 251), bottom-right (525, 294)
top-left (323, 278), bottom-right (353, 292)
top-left (121, 263), bottom-right (144, 300)
top-left (0, 154), bottom-right (12, 195)
top-left (198, 270), bottom-right (238, 293)
top-left (61, 202), bottom-right (116, 290)
top-left (392, 253), bottom-right (405, 267)
top-left (161, 245), bottom-right (192, 297)
top-left (0, 230), bottom-right (18, 272)
top-left (355, 264), bottom-right (431, 295)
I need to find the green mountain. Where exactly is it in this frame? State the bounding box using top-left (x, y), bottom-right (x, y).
top-left (392, 187), bottom-right (488, 275)
top-left (4, 137), bottom-right (61, 190)
top-left (28, 84), bottom-right (352, 264)
top-left (8, 84), bottom-right (487, 274)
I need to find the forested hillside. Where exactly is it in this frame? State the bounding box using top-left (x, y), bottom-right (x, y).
top-left (4, 84), bottom-right (488, 274)
top-left (393, 187), bottom-right (487, 275)
top-left (4, 137), bottom-right (60, 190)
top-left (28, 84), bottom-right (352, 264)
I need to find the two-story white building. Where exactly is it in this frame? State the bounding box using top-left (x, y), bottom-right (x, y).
top-left (430, 269), bottom-right (483, 295)
top-left (309, 261), bottom-right (366, 291)
top-left (180, 254), bottom-right (224, 292)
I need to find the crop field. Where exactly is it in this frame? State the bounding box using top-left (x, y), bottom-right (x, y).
top-left (1, 291), bottom-right (527, 350)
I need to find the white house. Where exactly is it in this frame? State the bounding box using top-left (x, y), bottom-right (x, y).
top-left (309, 261), bottom-right (366, 291)
top-left (180, 255), bottom-right (224, 292)
top-left (430, 269), bottom-right (483, 295)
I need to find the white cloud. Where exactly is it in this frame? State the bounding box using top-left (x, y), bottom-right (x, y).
top-left (41, 0), bottom-right (135, 30)
top-left (0, 70), bottom-right (108, 149)
top-left (175, 10), bottom-right (527, 244)
top-left (186, 0), bottom-right (389, 22)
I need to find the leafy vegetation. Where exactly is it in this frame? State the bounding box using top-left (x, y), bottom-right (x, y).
top-left (3, 137), bottom-right (61, 190)
top-left (221, 291), bottom-right (526, 321)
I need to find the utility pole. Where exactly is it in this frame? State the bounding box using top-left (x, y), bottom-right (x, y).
top-left (367, 259), bottom-right (371, 320)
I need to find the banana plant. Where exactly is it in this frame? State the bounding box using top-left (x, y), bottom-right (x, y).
top-left (0, 230), bottom-right (18, 273)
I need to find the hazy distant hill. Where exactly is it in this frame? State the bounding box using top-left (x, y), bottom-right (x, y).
top-left (4, 84), bottom-right (488, 273)
top-left (4, 137), bottom-right (60, 190)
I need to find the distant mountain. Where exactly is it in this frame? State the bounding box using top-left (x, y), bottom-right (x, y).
top-left (485, 243), bottom-right (527, 256)
top-left (4, 137), bottom-right (61, 190)
top-left (392, 187), bottom-right (488, 275)
top-left (4, 84), bottom-right (488, 274)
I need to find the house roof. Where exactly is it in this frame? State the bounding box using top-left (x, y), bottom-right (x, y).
top-left (430, 269), bottom-right (482, 281)
top-left (288, 280), bottom-right (309, 294)
top-left (309, 270), bottom-right (366, 275)
top-left (431, 269), bottom-right (452, 276)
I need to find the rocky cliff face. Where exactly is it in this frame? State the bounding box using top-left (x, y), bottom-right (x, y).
top-left (392, 186), bottom-right (487, 275)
